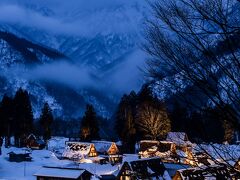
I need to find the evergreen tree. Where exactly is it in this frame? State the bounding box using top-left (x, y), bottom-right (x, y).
top-left (221, 105), bottom-right (236, 143)
top-left (169, 101), bottom-right (189, 132)
top-left (13, 88), bottom-right (34, 147)
top-left (80, 104), bottom-right (100, 141)
top-left (0, 95), bottom-right (14, 147)
top-left (114, 91), bottom-right (137, 153)
top-left (39, 103), bottom-right (54, 143)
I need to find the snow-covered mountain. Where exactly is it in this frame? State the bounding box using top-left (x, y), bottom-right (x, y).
top-left (0, 0), bottom-right (148, 118)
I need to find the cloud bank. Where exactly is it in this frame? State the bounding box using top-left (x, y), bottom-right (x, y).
top-left (0, 0), bottom-right (146, 37)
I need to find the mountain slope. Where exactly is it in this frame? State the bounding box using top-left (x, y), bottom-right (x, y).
top-left (0, 1), bottom-right (148, 118)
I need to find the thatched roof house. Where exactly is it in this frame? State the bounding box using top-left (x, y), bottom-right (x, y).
top-left (25, 134), bottom-right (45, 150)
top-left (62, 141), bottom-right (97, 160)
top-left (92, 141), bottom-right (119, 155)
top-left (138, 140), bottom-right (176, 160)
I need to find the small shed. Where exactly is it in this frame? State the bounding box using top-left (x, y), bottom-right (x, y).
top-left (34, 166), bottom-right (92, 180)
top-left (8, 149), bottom-right (32, 162)
top-left (62, 142), bottom-right (98, 160)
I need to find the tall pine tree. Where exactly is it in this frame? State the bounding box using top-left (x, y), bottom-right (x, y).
top-left (114, 91), bottom-right (137, 153)
top-left (80, 104), bottom-right (100, 141)
top-left (39, 103), bottom-right (54, 143)
top-left (13, 88), bottom-right (34, 147)
top-left (0, 95), bottom-right (14, 147)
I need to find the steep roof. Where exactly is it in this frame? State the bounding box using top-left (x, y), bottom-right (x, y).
top-left (166, 132), bottom-right (191, 145)
top-left (129, 157), bottom-right (170, 179)
top-left (175, 165), bottom-right (232, 179)
top-left (92, 141), bottom-right (119, 154)
top-left (62, 141), bottom-right (95, 159)
top-left (27, 134), bottom-right (37, 140)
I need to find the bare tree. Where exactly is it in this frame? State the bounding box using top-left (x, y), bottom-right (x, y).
top-left (144, 0), bottom-right (240, 123)
top-left (136, 100), bottom-right (171, 140)
top-left (143, 0), bottom-right (240, 176)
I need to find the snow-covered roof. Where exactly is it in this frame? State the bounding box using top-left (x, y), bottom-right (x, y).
top-left (92, 141), bottom-right (116, 154)
top-left (122, 154), bottom-right (140, 162)
top-left (176, 165), bottom-right (230, 179)
top-left (34, 167), bottom-right (85, 179)
top-left (7, 147), bottom-right (31, 155)
top-left (27, 133), bottom-right (37, 140)
top-left (140, 140), bottom-right (159, 144)
top-left (163, 163), bottom-right (190, 177)
top-left (62, 142), bottom-right (95, 159)
top-left (166, 132), bottom-right (191, 145)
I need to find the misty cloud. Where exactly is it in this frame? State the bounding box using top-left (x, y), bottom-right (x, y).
top-left (1, 61), bottom-right (100, 90)
top-left (27, 62), bottom-right (98, 89)
top-left (105, 50), bottom-right (146, 94)
top-left (0, 0), bottom-right (146, 37)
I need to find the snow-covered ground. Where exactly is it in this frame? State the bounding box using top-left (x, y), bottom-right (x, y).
top-left (0, 137), bottom-right (123, 179)
top-left (0, 147), bottom-right (71, 179)
top-left (1, 137), bottom-right (240, 179)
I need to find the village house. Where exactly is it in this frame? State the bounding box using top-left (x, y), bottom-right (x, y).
top-left (138, 140), bottom-right (181, 163)
top-left (8, 148), bottom-right (32, 162)
top-left (166, 132), bottom-right (191, 146)
top-left (34, 166), bottom-right (92, 180)
top-left (25, 134), bottom-right (45, 150)
top-left (138, 140), bottom-right (174, 157)
top-left (166, 132), bottom-right (194, 164)
top-left (92, 140), bottom-right (122, 164)
top-left (62, 141), bottom-right (98, 162)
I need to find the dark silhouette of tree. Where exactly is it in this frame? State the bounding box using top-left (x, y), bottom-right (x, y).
top-left (80, 104), bottom-right (100, 141)
top-left (143, 0), bottom-right (240, 174)
top-left (39, 103), bottom-right (54, 143)
top-left (13, 88), bottom-right (34, 147)
top-left (144, 0), bottom-right (240, 124)
top-left (114, 91), bottom-right (137, 153)
top-left (169, 101), bottom-right (189, 132)
top-left (0, 95), bottom-right (14, 147)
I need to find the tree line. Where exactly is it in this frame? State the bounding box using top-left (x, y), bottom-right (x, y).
top-left (0, 86), bottom-right (236, 152)
top-left (0, 88), bottom-right (107, 148)
top-left (0, 88), bottom-right (53, 147)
